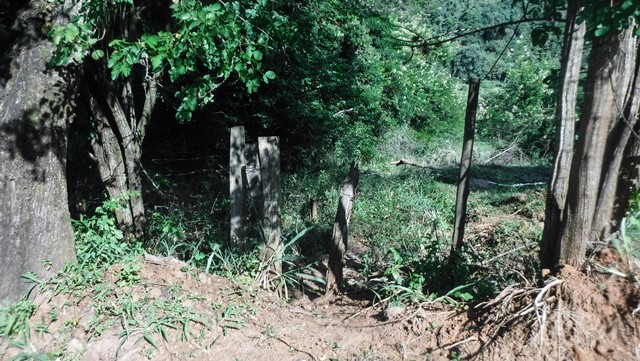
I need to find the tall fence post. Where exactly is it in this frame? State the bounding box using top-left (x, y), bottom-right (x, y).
top-left (230, 126), bottom-right (246, 244)
top-left (258, 136), bottom-right (282, 274)
top-left (451, 78), bottom-right (480, 252)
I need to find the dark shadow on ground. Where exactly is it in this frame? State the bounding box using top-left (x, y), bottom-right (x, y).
top-left (394, 163), bottom-right (552, 190)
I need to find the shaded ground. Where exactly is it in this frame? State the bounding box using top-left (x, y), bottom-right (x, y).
top-left (2, 246), bottom-right (639, 361)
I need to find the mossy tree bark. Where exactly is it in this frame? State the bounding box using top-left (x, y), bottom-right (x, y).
top-left (0, 0), bottom-right (79, 301)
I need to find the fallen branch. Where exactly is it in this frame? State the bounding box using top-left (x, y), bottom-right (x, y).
top-left (332, 108), bottom-right (356, 117)
top-left (266, 336), bottom-right (318, 361)
top-left (477, 243), bottom-right (536, 267)
top-left (390, 159), bottom-right (448, 170)
top-left (443, 336), bottom-right (479, 351)
top-left (344, 295), bottom-right (392, 321)
top-left (482, 180), bottom-right (546, 188)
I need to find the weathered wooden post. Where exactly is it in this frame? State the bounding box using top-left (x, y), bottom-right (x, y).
top-left (309, 199), bottom-right (318, 221)
top-left (451, 78), bottom-right (480, 252)
top-left (244, 143), bottom-right (263, 226)
top-left (258, 136), bottom-right (282, 274)
top-left (326, 162), bottom-right (360, 293)
top-left (230, 126), bottom-right (246, 244)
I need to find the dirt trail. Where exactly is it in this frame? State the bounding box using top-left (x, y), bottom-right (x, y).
top-left (2, 248), bottom-right (639, 361)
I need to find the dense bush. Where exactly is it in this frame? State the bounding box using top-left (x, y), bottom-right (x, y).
top-left (480, 41), bottom-right (558, 160)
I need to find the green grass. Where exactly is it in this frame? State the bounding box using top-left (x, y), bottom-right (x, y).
top-left (279, 127), bottom-right (549, 302)
top-left (0, 126), bottom-right (554, 360)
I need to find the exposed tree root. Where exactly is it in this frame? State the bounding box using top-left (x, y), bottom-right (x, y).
top-left (467, 278), bottom-right (564, 359)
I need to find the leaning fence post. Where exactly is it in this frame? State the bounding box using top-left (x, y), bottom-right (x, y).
top-left (326, 161), bottom-right (360, 294)
top-left (451, 78), bottom-right (480, 253)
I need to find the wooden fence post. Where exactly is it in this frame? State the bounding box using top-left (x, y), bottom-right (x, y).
top-left (244, 143), bottom-right (263, 227)
top-left (258, 137), bottom-right (282, 274)
top-left (326, 162), bottom-right (360, 293)
top-left (451, 78), bottom-right (480, 252)
top-left (230, 126), bottom-right (246, 244)
top-left (309, 199), bottom-right (318, 221)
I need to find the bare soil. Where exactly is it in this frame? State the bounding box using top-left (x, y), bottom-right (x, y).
top-left (2, 244), bottom-right (640, 361)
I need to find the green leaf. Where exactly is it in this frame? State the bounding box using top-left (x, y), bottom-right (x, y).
top-left (64, 24), bottom-right (80, 42)
top-left (50, 28), bottom-right (64, 45)
top-left (143, 333), bottom-right (158, 348)
top-left (595, 25), bottom-right (610, 37)
top-left (252, 49), bottom-right (263, 60)
top-left (91, 49), bottom-right (105, 60)
top-left (151, 55), bottom-right (164, 70)
top-left (264, 70), bottom-right (276, 79)
top-left (621, 0), bottom-right (634, 11)
top-left (142, 34), bottom-right (160, 49)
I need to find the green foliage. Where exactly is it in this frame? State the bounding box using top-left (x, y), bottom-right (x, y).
top-left (147, 207), bottom-right (189, 257)
top-left (39, 198), bottom-right (144, 296)
top-left (480, 41), bottom-right (557, 160)
top-left (528, 0), bottom-right (640, 40)
top-left (579, 0), bottom-right (640, 37)
top-left (72, 197), bottom-right (142, 267)
top-left (116, 264), bottom-right (141, 287)
top-left (147, 199), bottom-right (261, 279)
top-left (50, 0), bottom-right (287, 121)
top-left (423, 0), bottom-right (530, 80)
top-left (223, 0), bottom-right (465, 167)
top-left (114, 290), bottom-right (213, 358)
top-left (49, 21), bottom-right (96, 66)
top-left (203, 242), bottom-right (261, 279)
top-left (615, 192), bottom-right (640, 260)
top-left (0, 300), bottom-right (37, 345)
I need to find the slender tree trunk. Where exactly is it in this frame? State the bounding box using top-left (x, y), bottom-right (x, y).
top-left (540, 0), bottom-right (585, 270)
top-left (592, 37), bottom-right (640, 240)
top-left (87, 89), bottom-right (135, 228)
top-left (615, 119), bottom-right (640, 223)
top-left (0, 0), bottom-right (79, 301)
top-left (560, 26), bottom-right (636, 266)
top-left (84, 70), bottom-right (157, 240)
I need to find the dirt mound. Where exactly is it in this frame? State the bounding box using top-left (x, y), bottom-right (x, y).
top-left (2, 249), bottom-right (639, 360)
top-left (473, 249), bottom-right (640, 360)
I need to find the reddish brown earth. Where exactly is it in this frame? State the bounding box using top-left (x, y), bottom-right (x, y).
top-left (1, 247), bottom-right (639, 361)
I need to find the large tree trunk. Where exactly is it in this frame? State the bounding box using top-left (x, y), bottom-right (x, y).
top-left (560, 25), bottom-right (637, 266)
top-left (0, 0), bottom-right (78, 301)
top-left (540, 0), bottom-right (585, 270)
